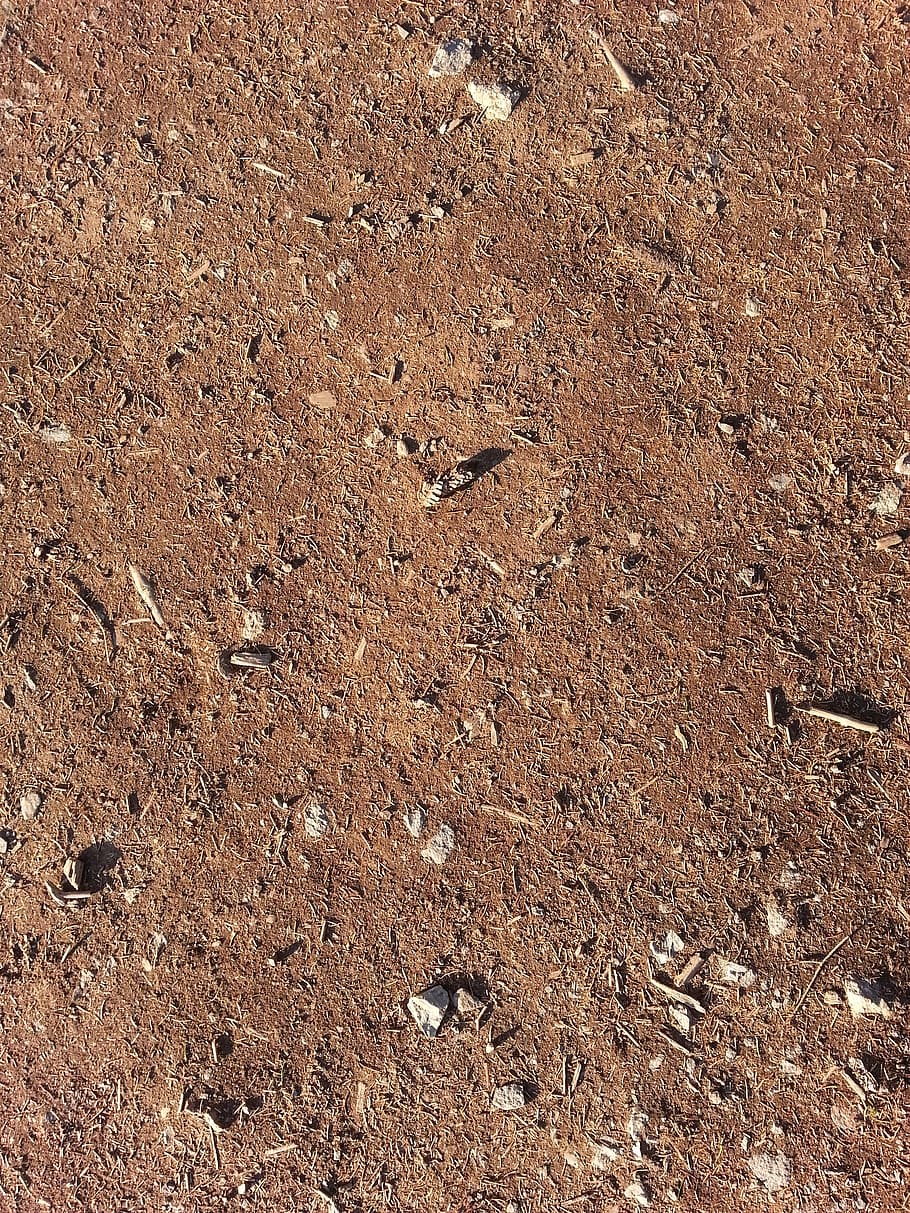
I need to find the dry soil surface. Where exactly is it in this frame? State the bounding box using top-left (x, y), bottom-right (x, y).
top-left (1, 1), bottom-right (909, 1211)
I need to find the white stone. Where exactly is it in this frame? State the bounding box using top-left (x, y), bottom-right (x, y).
top-left (748, 1151), bottom-right (791, 1194)
top-left (668, 1004), bottom-right (691, 1033)
top-left (591, 1142), bottom-right (621, 1170)
top-left (241, 608), bottom-right (267, 641)
top-left (721, 961), bottom-right (756, 987)
top-left (467, 81), bottom-right (518, 122)
top-left (657, 9), bottom-right (679, 25)
top-left (844, 977), bottom-right (892, 1019)
top-left (407, 984), bottom-right (449, 1037)
top-left (421, 824), bottom-right (454, 865)
top-left (765, 898), bottom-right (789, 938)
top-left (650, 929), bottom-right (685, 966)
top-left (492, 1081), bottom-right (526, 1111)
top-left (39, 422), bottom-right (72, 444)
top-left (871, 482), bottom-right (902, 516)
top-left (304, 802), bottom-right (330, 840)
top-left (19, 790), bottom-right (41, 821)
top-left (452, 987), bottom-right (483, 1019)
top-left (428, 38), bottom-right (473, 78)
top-left (626, 1108), bottom-right (648, 1142)
top-left (768, 473), bottom-right (792, 492)
top-left (624, 1178), bottom-right (651, 1208)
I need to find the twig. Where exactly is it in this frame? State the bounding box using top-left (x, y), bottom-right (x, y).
top-left (128, 563), bottom-right (166, 630)
top-left (799, 706), bottom-right (880, 736)
top-left (649, 977), bottom-right (706, 1014)
top-left (207, 1123), bottom-right (220, 1170)
top-left (790, 933), bottom-right (852, 1019)
top-left (589, 29), bottom-right (636, 92)
top-left (478, 802), bottom-right (536, 828)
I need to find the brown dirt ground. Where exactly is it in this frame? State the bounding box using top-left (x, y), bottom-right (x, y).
top-left (1, 0), bottom-right (910, 1209)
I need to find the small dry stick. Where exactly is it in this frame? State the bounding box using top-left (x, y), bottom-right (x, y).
top-left (649, 977), bottom-right (706, 1015)
top-left (128, 564), bottom-right (166, 629)
top-left (676, 951), bottom-right (708, 987)
top-left (833, 1065), bottom-right (868, 1102)
top-left (765, 688), bottom-right (776, 729)
top-left (800, 706), bottom-right (880, 736)
top-left (479, 802), bottom-right (536, 828)
top-left (790, 932), bottom-right (851, 1020)
top-left (590, 29), bottom-right (636, 91)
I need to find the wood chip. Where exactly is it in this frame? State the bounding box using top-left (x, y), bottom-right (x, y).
top-left (45, 881), bottom-right (91, 907)
top-left (675, 951), bottom-right (708, 987)
top-left (128, 564), bottom-right (166, 629)
top-left (63, 857), bottom-right (84, 890)
top-left (590, 29), bottom-right (636, 91)
top-left (532, 512), bottom-right (560, 540)
top-left (800, 706), bottom-right (880, 736)
top-left (875, 532), bottom-right (904, 550)
top-left (649, 977), bottom-right (706, 1014)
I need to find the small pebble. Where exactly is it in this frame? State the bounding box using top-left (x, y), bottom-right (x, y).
top-left (668, 1004), bottom-right (691, 1033)
top-left (748, 1151), bottom-right (791, 1194)
top-left (871, 482), bottom-right (903, 517)
top-left (421, 823), bottom-right (454, 865)
top-left (407, 984), bottom-right (449, 1037)
top-left (765, 897), bottom-right (789, 939)
top-left (650, 929), bottom-right (685, 966)
top-left (591, 1142), bottom-right (621, 1170)
top-left (20, 790), bottom-right (42, 821)
top-left (657, 8), bottom-right (680, 25)
top-left (402, 805), bottom-right (427, 838)
top-left (304, 802), bottom-right (330, 840)
top-left (894, 452), bottom-right (910, 476)
top-left (452, 987), bottom-right (484, 1019)
top-left (624, 1178), bottom-right (652, 1208)
top-left (844, 976), bottom-right (892, 1019)
top-left (39, 422), bottom-right (72, 444)
top-left (241, 608), bottom-right (267, 641)
top-left (768, 473), bottom-right (793, 492)
top-left (467, 81), bottom-right (518, 121)
top-left (721, 961), bottom-right (756, 987)
top-left (428, 38), bottom-right (473, 78)
top-left (492, 1081), bottom-right (526, 1111)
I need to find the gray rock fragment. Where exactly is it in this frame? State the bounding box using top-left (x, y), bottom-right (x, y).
top-left (428, 38), bottom-right (473, 78)
top-left (407, 984), bottom-right (449, 1037)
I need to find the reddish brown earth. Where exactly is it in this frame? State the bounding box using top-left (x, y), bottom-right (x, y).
top-left (1, 1), bottom-right (909, 1210)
